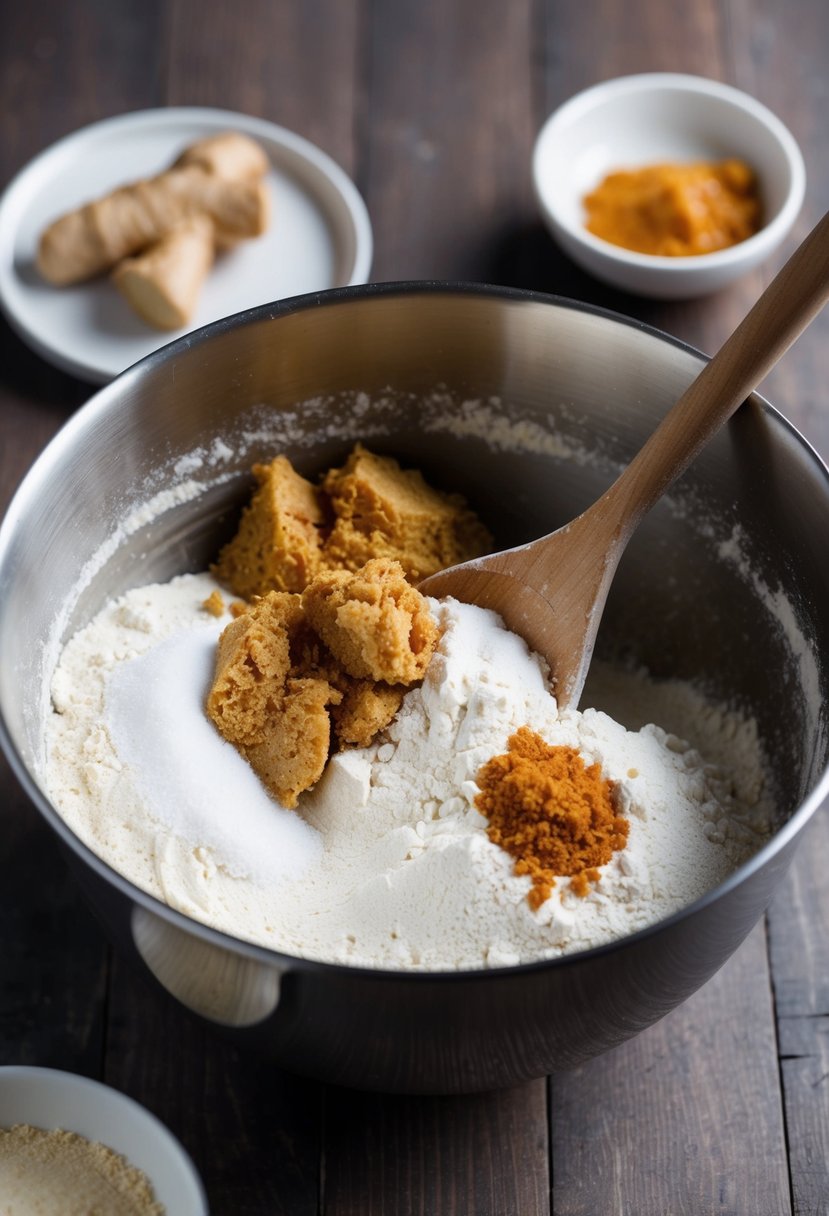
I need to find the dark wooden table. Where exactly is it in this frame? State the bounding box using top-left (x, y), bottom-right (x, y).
top-left (2, 3), bottom-right (828, 1213)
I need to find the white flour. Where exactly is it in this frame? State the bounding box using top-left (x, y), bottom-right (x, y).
top-left (45, 573), bottom-right (773, 970)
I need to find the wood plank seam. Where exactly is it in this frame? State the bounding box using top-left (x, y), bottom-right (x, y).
top-left (765, 912), bottom-right (799, 1216)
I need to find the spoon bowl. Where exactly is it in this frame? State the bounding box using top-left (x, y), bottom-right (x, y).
top-left (421, 210), bottom-right (829, 705)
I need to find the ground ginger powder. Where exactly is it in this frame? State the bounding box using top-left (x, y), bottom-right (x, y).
top-left (583, 159), bottom-right (761, 257)
top-left (476, 727), bottom-right (629, 909)
top-left (0, 1123), bottom-right (164, 1215)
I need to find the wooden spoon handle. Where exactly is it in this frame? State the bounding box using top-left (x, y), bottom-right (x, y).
top-left (600, 208), bottom-right (829, 534)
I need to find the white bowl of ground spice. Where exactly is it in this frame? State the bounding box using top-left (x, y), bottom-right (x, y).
top-left (0, 1066), bottom-right (207, 1215)
top-left (533, 73), bottom-right (805, 297)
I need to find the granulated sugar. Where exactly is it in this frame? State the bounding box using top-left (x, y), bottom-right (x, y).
top-left (49, 577), bottom-right (321, 904)
top-left (106, 624), bottom-right (321, 882)
top-left (44, 573), bottom-right (773, 969)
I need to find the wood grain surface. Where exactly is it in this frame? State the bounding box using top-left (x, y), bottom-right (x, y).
top-left (1, 2), bottom-right (827, 1214)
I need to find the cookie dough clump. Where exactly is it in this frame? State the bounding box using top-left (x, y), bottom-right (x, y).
top-left (321, 445), bottom-right (492, 581)
top-left (212, 455), bottom-right (327, 598)
top-left (212, 443), bottom-right (491, 600)
top-left (206, 559), bottom-right (437, 806)
top-left (244, 676), bottom-right (340, 809)
top-left (302, 558), bottom-right (439, 684)
top-left (206, 591), bottom-right (304, 748)
top-left (331, 680), bottom-right (406, 749)
top-left (207, 444), bottom-right (489, 805)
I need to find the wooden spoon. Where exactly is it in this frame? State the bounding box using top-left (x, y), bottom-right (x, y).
top-left (419, 210), bottom-right (829, 708)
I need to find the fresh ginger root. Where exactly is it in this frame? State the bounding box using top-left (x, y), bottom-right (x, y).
top-left (173, 132), bottom-right (271, 253)
top-left (37, 163), bottom-right (268, 285)
top-left (37, 131), bottom-right (271, 329)
top-left (112, 213), bottom-right (215, 330)
top-left (175, 131), bottom-right (270, 182)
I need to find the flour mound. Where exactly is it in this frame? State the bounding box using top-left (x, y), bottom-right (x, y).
top-left (44, 575), bottom-right (773, 969)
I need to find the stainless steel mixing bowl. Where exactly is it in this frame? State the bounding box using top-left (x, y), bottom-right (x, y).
top-left (1, 283), bottom-right (828, 1094)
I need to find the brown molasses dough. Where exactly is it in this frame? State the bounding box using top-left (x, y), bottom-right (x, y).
top-left (202, 588), bottom-right (225, 617)
top-left (207, 592), bottom-right (303, 748)
top-left (321, 445), bottom-right (492, 581)
top-left (212, 444), bottom-right (491, 600)
top-left (244, 676), bottom-right (341, 808)
top-left (331, 680), bottom-right (406, 749)
top-left (302, 558), bottom-right (438, 684)
top-left (206, 560), bottom-right (437, 806)
top-left (206, 592), bottom-right (339, 805)
top-left (213, 455), bottom-right (327, 599)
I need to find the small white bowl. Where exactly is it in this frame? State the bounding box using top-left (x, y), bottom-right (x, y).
top-left (0, 1066), bottom-right (208, 1213)
top-left (532, 73), bottom-right (806, 298)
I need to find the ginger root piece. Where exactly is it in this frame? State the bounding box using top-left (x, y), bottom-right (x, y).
top-left (212, 457), bottom-right (326, 599)
top-left (301, 558), bottom-right (438, 684)
top-left (173, 133), bottom-right (271, 255)
top-left (322, 445), bottom-right (492, 581)
top-left (37, 129), bottom-right (272, 329)
top-left (112, 214), bottom-right (214, 330)
top-left (163, 166), bottom-right (270, 240)
top-left (37, 164), bottom-right (269, 286)
top-left (176, 131), bottom-right (270, 182)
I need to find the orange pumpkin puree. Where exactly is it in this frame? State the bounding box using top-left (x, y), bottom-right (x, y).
top-left (583, 159), bottom-right (762, 257)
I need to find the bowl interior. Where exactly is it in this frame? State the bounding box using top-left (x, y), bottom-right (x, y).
top-left (535, 78), bottom-right (797, 249)
top-left (1, 287), bottom-right (828, 955)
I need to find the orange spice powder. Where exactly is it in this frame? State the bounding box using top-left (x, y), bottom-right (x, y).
top-left (475, 726), bottom-right (629, 909)
top-left (583, 159), bottom-right (762, 257)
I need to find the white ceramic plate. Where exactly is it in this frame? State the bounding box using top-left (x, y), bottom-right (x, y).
top-left (0, 107), bottom-right (373, 382)
top-left (0, 1066), bottom-right (208, 1213)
